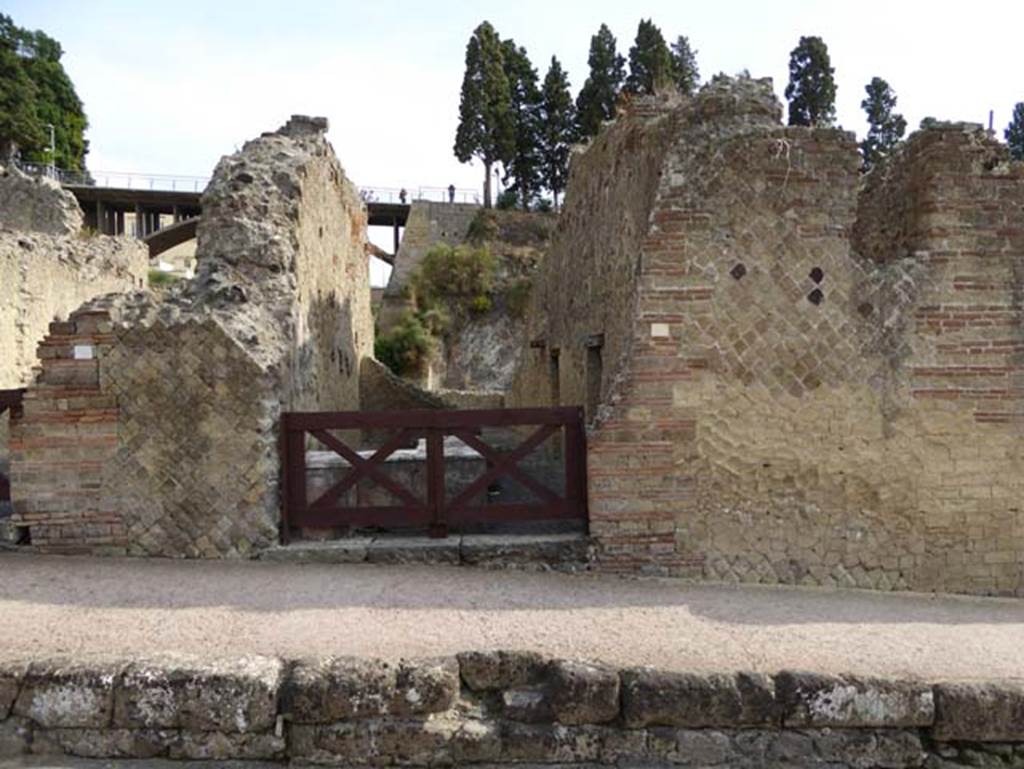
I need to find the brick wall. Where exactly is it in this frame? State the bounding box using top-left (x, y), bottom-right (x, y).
top-left (10, 116), bottom-right (375, 557)
top-left (510, 76), bottom-right (1024, 596)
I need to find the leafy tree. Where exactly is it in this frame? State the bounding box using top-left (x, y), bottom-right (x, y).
top-left (539, 56), bottom-right (575, 209)
top-left (575, 23), bottom-right (625, 139)
top-left (669, 35), bottom-right (700, 96)
top-left (784, 35), bottom-right (836, 127)
top-left (0, 36), bottom-right (41, 162)
top-left (859, 77), bottom-right (906, 170)
top-left (0, 15), bottom-right (88, 170)
top-left (454, 21), bottom-right (514, 208)
top-left (1006, 103), bottom-right (1024, 161)
top-left (625, 19), bottom-right (674, 96)
top-left (500, 39), bottom-right (542, 210)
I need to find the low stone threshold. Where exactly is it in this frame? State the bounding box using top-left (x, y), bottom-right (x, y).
top-left (259, 531), bottom-right (592, 571)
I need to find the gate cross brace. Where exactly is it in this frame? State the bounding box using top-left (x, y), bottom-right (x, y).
top-left (309, 428), bottom-right (422, 511)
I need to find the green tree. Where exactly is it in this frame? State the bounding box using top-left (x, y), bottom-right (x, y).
top-left (575, 23), bottom-right (625, 139)
top-left (784, 35), bottom-right (836, 127)
top-left (1006, 103), bottom-right (1024, 161)
top-left (0, 15), bottom-right (88, 170)
top-left (454, 21), bottom-right (514, 208)
top-left (859, 77), bottom-right (906, 170)
top-left (625, 19), bottom-right (674, 95)
top-left (0, 36), bottom-right (41, 161)
top-left (539, 56), bottom-right (575, 208)
top-left (500, 39), bottom-right (542, 210)
top-left (669, 35), bottom-right (700, 96)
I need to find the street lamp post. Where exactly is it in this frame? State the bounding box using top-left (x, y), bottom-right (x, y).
top-left (45, 123), bottom-right (55, 179)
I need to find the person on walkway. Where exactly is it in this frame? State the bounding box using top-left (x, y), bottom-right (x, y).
top-left (399, 188), bottom-right (407, 204)
top-left (447, 184), bottom-right (455, 204)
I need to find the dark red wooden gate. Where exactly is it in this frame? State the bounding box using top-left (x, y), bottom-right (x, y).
top-left (279, 407), bottom-right (587, 542)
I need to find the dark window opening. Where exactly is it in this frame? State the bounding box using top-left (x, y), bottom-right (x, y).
top-left (549, 349), bottom-right (560, 406)
top-left (585, 344), bottom-right (603, 421)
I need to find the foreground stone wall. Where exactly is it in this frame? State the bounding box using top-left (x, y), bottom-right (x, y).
top-left (9, 116), bottom-right (375, 557)
top-left (510, 76), bottom-right (1024, 595)
top-left (1, 651), bottom-right (1021, 766)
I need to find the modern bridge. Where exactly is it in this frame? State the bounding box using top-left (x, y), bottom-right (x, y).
top-left (17, 164), bottom-right (479, 260)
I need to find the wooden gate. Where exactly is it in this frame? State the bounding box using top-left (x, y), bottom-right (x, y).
top-left (280, 407), bottom-right (587, 541)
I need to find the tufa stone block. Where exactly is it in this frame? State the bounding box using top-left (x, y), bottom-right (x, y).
top-left (933, 681), bottom-right (1024, 742)
top-left (13, 660), bottom-right (119, 728)
top-left (776, 670), bottom-right (934, 728)
top-left (621, 669), bottom-right (777, 728)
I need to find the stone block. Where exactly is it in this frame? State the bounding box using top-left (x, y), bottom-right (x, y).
top-left (933, 681), bottom-right (1024, 741)
top-left (776, 670), bottom-right (934, 727)
top-left (169, 730), bottom-right (286, 761)
top-left (29, 727), bottom-right (173, 759)
top-left (0, 718), bottom-right (31, 758)
top-left (258, 539), bottom-right (371, 563)
top-left (13, 660), bottom-right (119, 728)
top-left (290, 717), bottom-right (463, 766)
top-left (0, 661), bottom-right (27, 719)
top-left (548, 659), bottom-right (620, 725)
top-left (366, 536), bottom-right (461, 565)
top-left (621, 669), bottom-right (776, 728)
top-left (113, 655), bottom-right (282, 733)
top-left (284, 656), bottom-right (458, 723)
top-left (458, 649), bottom-right (548, 692)
top-left (502, 685), bottom-right (553, 723)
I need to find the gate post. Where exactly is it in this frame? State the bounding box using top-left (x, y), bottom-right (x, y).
top-left (426, 429), bottom-right (447, 538)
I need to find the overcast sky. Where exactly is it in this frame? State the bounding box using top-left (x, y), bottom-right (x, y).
top-left (7, 0), bottom-right (1024, 280)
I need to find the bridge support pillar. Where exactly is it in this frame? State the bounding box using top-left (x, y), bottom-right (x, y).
top-left (134, 203), bottom-right (143, 238)
top-left (393, 218), bottom-right (400, 254)
top-left (172, 205), bottom-right (181, 223)
top-left (116, 210), bottom-right (125, 236)
top-left (94, 200), bottom-right (105, 235)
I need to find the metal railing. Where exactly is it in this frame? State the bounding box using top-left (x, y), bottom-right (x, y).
top-left (14, 160), bottom-right (481, 205)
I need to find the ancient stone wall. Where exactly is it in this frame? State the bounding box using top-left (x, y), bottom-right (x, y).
top-left (0, 179), bottom-right (148, 390)
top-left (0, 165), bottom-right (83, 236)
top-left (1, 651), bottom-right (1022, 765)
top-left (510, 76), bottom-right (1024, 596)
top-left (9, 116), bottom-right (375, 557)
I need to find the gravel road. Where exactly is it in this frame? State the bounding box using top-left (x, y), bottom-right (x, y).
top-left (1, 553), bottom-right (1021, 681)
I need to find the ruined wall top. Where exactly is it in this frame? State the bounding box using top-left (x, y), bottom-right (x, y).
top-left (0, 164), bottom-right (83, 236)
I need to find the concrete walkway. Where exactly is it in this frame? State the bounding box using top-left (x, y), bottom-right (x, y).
top-left (0, 552), bottom-right (1021, 681)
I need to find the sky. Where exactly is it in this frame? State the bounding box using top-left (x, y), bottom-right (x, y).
top-left (6, 0), bottom-right (1024, 280)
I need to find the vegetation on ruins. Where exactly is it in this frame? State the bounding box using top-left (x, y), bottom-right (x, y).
top-left (0, 14), bottom-right (88, 170)
top-left (539, 57), bottom-right (575, 209)
top-left (859, 77), bottom-right (907, 171)
top-left (374, 311), bottom-right (436, 377)
top-left (784, 35), bottom-right (836, 127)
top-left (500, 39), bottom-right (543, 211)
top-left (1007, 103), bottom-right (1024, 161)
top-left (624, 19), bottom-right (675, 96)
top-left (454, 21), bottom-right (515, 209)
top-left (669, 36), bottom-right (701, 97)
top-left (575, 24), bottom-right (626, 140)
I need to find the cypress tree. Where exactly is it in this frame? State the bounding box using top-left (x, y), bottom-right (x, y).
top-left (859, 77), bottom-right (906, 170)
top-left (669, 35), bottom-right (700, 96)
top-left (1006, 103), bottom-right (1024, 161)
top-left (539, 56), bottom-right (575, 209)
top-left (500, 39), bottom-right (542, 210)
top-left (454, 21), bottom-right (514, 208)
top-left (625, 19), bottom-right (674, 96)
top-left (784, 35), bottom-right (836, 127)
top-left (575, 24), bottom-right (625, 140)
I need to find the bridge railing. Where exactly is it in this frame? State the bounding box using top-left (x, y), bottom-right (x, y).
top-left (14, 161), bottom-right (481, 206)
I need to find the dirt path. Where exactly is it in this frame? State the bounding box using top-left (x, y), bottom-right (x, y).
top-left (1, 552), bottom-right (1021, 681)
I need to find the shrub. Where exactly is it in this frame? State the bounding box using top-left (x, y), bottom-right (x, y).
top-left (148, 269), bottom-right (180, 289)
top-left (504, 276), bottom-right (533, 318)
top-left (466, 208), bottom-right (499, 244)
top-left (374, 312), bottom-right (434, 377)
top-left (411, 242), bottom-right (497, 322)
top-left (495, 189), bottom-right (519, 210)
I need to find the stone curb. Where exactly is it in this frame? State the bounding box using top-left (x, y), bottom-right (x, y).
top-left (1, 652), bottom-right (1023, 764)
